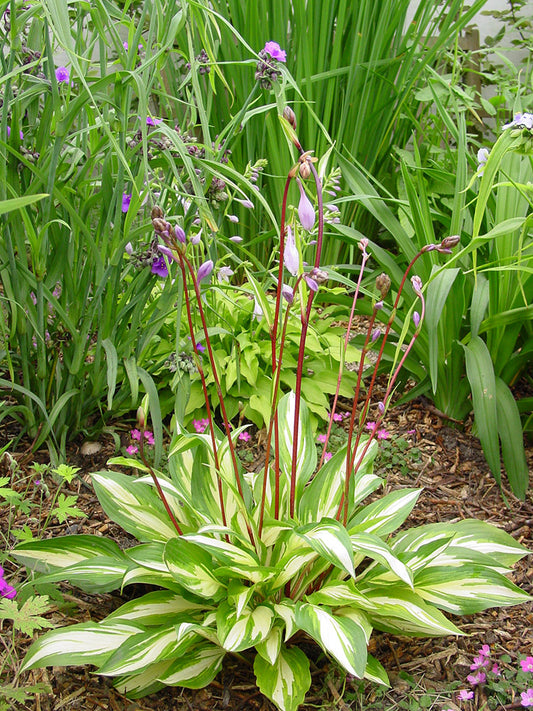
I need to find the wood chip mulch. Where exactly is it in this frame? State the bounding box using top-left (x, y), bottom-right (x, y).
top-left (1, 384), bottom-right (532, 711)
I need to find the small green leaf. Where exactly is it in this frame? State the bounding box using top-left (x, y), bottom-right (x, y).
top-left (51, 494), bottom-right (86, 523)
top-left (0, 595), bottom-right (53, 637)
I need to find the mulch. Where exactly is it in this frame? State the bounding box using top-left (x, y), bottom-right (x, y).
top-left (1, 384), bottom-right (532, 711)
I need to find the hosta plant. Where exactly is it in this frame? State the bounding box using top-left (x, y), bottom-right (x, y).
top-left (12, 111), bottom-right (531, 711)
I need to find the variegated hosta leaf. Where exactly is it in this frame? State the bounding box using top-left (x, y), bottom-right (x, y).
top-left (358, 586), bottom-right (464, 637)
top-left (414, 565), bottom-right (532, 614)
top-left (216, 601), bottom-right (274, 652)
top-left (254, 643), bottom-right (311, 711)
top-left (136, 473), bottom-right (207, 529)
top-left (349, 488), bottom-right (422, 537)
top-left (392, 519), bottom-right (530, 569)
top-left (13, 535), bottom-right (124, 573)
top-left (365, 653), bottom-right (390, 686)
top-left (306, 581), bottom-right (368, 609)
top-left (164, 538), bottom-right (225, 599)
top-left (295, 602), bottom-right (368, 678)
top-left (114, 660), bottom-right (172, 699)
top-left (350, 533), bottom-right (413, 588)
top-left (105, 590), bottom-right (208, 626)
top-left (183, 532), bottom-right (259, 568)
top-left (255, 623), bottom-right (283, 665)
top-left (98, 623), bottom-right (199, 676)
top-left (277, 392), bottom-right (317, 502)
top-left (157, 641), bottom-right (225, 688)
top-left (274, 601), bottom-right (297, 641)
top-left (92, 471), bottom-right (178, 542)
top-left (267, 538), bottom-right (318, 591)
top-left (293, 518), bottom-right (355, 579)
top-left (21, 621), bottom-right (142, 671)
top-left (24, 555), bottom-right (129, 594)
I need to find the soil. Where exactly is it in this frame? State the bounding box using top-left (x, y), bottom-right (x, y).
top-left (1, 385), bottom-right (532, 711)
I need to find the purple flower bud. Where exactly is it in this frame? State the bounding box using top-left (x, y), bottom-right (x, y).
top-left (197, 259), bottom-right (213, 283)
top-left (325, 203), bottom-right (339, 213)
top-left (438, 235), bottom-right (460, 252)
top-left (304, 274), bottom-right (318, 292)
top-left (158, 244), bottom-right (174, 259)
top-left (371, 328), bottom-right (381, 342)
top-left (296, 178), bottom-right (315, 231)
top-left (359, 237), bottom-right (369, 254)
top-left (190, 229), bottom-right (202, 245)
top-left (228, 214), bottom-right (239, 223)
top-left (174, 225), bottom-right (186, 244)
top-left (377, 401), bottom-right (385, 414)
top-left (411, 275), bottom-right (423, 296)
top-left (412, 311), bottom-right (420, 328)
top-left (230, 235), bottom-right (243, 243)
top-left (375, 300), bottom-right (383, 310)
top-left (235, 197), bottom-right (254, 209)
top-left (284, 225), bottom-right (299, 277)
top-left (281, 283), bottom-right (294, 304)
top-left (124, 242), bottom-right (133, 255)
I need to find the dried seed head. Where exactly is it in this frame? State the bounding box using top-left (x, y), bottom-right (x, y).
top-left (375, 272), bottom-right (391, 299)
top-left (151, 206), bottom-right (164, 220)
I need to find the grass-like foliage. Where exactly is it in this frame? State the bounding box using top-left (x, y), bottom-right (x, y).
top-left (12, 113), bottom-right (531, 711)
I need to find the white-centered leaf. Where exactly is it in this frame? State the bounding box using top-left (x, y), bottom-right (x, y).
top-left (254, 644), bottom-right (311, 711)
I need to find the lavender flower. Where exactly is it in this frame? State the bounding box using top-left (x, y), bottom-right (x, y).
top-left (502, 112), bottom-right (533, 131)
top-left (151, 256), bottom-right (169, 278)
top-left (284, 226), bottom-right (299, 277)
top-left (229, 236), bottom-right (243, 243)
top-left (521, 689), bottom-right (533, 707)
top-left (217, 266), bottom-right (234, 283)
top-left (281, 283), bottom-right (294, 304)
top-left (0, 566), bottom-right (16, 599)
top-left (55, 66), bottom-right (70, 83)
top-left (121, 193), bottom-right (132, 213)
top-left (263, 41), bottom-right (287, 62)
top-left (477, 147), bottom-right (490, 176)
top-left (296, 178), bottom-right (315, 231)
top-left (411, 275), bottom-right (423, 297)
top-left (412, 311), bottom-right (420, 328)
top-left (234, 197), bottom-right (254, 209)
top-left (227, 214), bottom-right (239, 223)
top-left (125, 242), bottom-right (133, 255)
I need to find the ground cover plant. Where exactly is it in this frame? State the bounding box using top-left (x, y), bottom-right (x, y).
top-left (8, 106), bottom-right (531, 711)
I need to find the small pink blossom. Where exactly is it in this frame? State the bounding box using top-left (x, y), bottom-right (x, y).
top-left (467, 671), bottom-right (486, 686)
top-left (377, 429), bottom-right (388, 440)
top-left (126, 445), bottom-right (138, 455)
top-left (521, 689), bottom-right (533, 707)
top-left (143, 431), bottom-right (155, 445)
top-left (470, 654), bottom-right (490, 670)
top-left (458, 689), bottom-right (474, 701)
top-left (324, 452), bottom-right (332, 462)
top-left (130, 429), bottom-right (142, 441)
top-left (479, 644), bottom-right (491, 657)
top-left (317, 434), bottom-right (327, 444)
top-left (521, 657), bottom-right (533, 673)
top-left (238, 431), bottom-right (251, 443)
top-left (331, 413), bottom-right (343, 423)
top-left (491, 663), bottom-right (500, 676)
top-left (193, 418), bottom-right (209, 434)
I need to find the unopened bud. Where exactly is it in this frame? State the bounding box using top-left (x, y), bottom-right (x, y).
top-left (197, 259), bottom-right (214, 283)
top-left (137, 406), bottom-right (146, 428)
top-left (283, 106), bottom-right (297, 130)
top-left (304, 273), bottom-right (319, 292)
top-left (411, 275), bottom-right (423, 296)
top-left (309, 267), bottom-right (328, 284)
top-left (438, 235), bottom-right (461, 253)
top-left (375, 273), bottom-right (391, 299)
top-left (299, 161), bottom-right (311, 180)
top-left (151, 206), bottom-right (164, 220)
top-left (152, 217), bottom-right (168, 234)
top-left (377, 401), bottom-right (385, 414)
top-left (371, 328), bottom-right (381, 342)
top-left (174, 225), bottom-right (186, 244)
top-left (412, 311), bottom-right (420, 328)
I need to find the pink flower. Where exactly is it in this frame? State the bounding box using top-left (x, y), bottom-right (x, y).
top-left (479, 644), bottom-right (491, 657)
top-left (296, 178), bottom-right (315, 231)
top-left (467, 671), bottom-right (486, 686)
top-left (521, 689), bottom-right (533, 707)
top-left (0, 566), bottom-right (16, 599)
top-left (324, 452), bottom-right (332, 462)
top-left (458, 689), bottom-right (474, 700)
top-left (470, 654), bottom-right (490, 670)
top-left (130, 429), bottom-right (142, 441)
top-left (238, 431), bottom-right (251, 442)
top-left (331, 413), bottom-right (343, 423)
top-left (377, 429), bottom-right (388, 440)
top-left (193, 418), bottom-right (209, 434)
top-left (521, 657), bottom-right (533, 673)
top-left (491, 663), bottom-right (500, 676)
top-left (317, 434), bottom-right (327, 444)
top-left (263, 41), bottom-right (286, 62)
top-left (143, 431), bottom-right (155, 445)
top-left (126, 445), bottom-right (138, 455)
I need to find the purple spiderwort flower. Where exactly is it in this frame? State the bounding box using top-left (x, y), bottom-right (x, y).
top-left (0, 566), bottom-right (16, 599)
top-left (121, 193), bottom-right (132, 213)
top-left (284, 225), bottom-right (299, 277)
top-left (296, 178), bottom-right (315, 231)
top-left (196, 342), bottom-right (206, 354)
top-left (263, 41), bottom-right (286, 62)
top-left (55, 66), bottom-right (70, 83)
top-left (146, 116), bottom-right (163, 126)
top-left (151, 256), bottom-right (169, 278)
top-left (197, 259), bottom-right (213, 283)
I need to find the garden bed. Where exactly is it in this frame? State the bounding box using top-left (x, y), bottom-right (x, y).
top-left (2, 386), bottom-right (531, 711)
